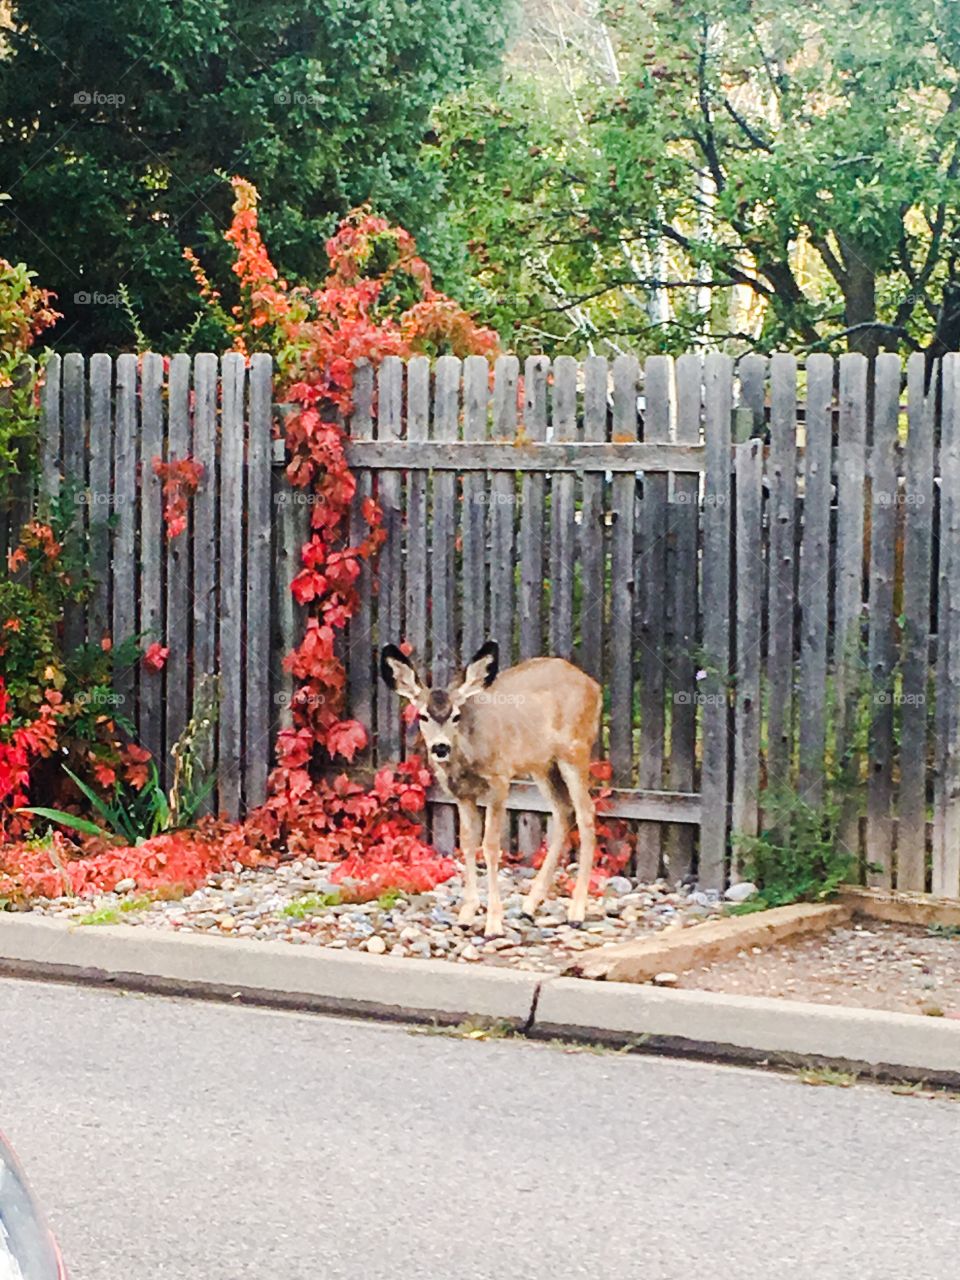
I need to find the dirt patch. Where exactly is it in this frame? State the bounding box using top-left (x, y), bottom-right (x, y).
top-left (679, 920), bottom-right (960, 1017)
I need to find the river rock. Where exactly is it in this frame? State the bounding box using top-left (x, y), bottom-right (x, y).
top-left (724, 881), bottom-right (759, 903)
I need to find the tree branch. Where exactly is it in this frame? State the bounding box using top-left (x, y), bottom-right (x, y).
top-left (812, 321), bottom-right (921, 352)
top-left (811, 234), bottom-right (848, 292)
top-left (722, 96), bottom-right (772, 152)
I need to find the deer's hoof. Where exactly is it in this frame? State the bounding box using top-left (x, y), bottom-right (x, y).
top-left (565, 918), bottom-right (584, 930)
top-left (457, 902), bottom-right (480, 926)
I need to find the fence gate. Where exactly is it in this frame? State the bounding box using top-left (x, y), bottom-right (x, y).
top-left (341, 353), bottom-right (728, 881)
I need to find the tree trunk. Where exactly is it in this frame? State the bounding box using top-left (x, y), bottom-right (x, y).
top-left (839, 241), bottom-right (879, 357)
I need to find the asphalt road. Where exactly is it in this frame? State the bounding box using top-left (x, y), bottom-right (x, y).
top-left (2, 978), bottom-right (959, 1280)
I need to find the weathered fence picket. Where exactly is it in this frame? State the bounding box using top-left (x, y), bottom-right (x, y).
top-left (139, 353), bottom-right (164, 764)
top-left (797, 354), bottom-right (833, 803)
top-left (13, 347), bottom-right (960, 900)
top-left (699, 353), bottom-right (732, 890)
top-left (898, 354), bottom-right (934, 890)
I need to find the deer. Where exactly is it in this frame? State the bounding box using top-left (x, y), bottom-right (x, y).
top-left (380, 640), bottom-right (602, 938)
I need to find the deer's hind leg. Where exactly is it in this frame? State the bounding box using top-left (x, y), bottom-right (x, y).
top-left (556, 758), bottom-right (597, 926)
top-left (521, 764), bottom-right (574, 918)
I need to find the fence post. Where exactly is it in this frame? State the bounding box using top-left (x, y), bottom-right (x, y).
top-left (731, 436), bottom-right (763, 871)
top-left (430, 355), bottom-right (461, 854)
top-left (608, 354), bottom-right (638, 790)
top-left (635, 355), bottom-right (671, 879)
top-left (765, 354), bottom-right (798, 794)
top-left (898, 353), bottom-right (935, 889)
top-left (139, 353), bottom-right (165, 767)
top-left (489, 355), bottom-right (520, 664)
top-left (797, 354), bottom-right (833, 804)
top-left (375, 356), bottom-right (404, 763)
top-left (245, 352), bottom-right (273, 808)
top-left (699, 352), bottom-right (733, 890)
top-left (865, 354), bottom-right (900, 887)
top-left (218, 352), bottom-right (246, 819)
top-left (834, 353), bottom-right (868, 865)
top-left (61, 352), bottom-right (86, 656)
top-left (516, 355), bottom-right (549, 858)
top-left (112, 355), bottom-right (138, 714)
top-left (345, 361), bottom-right (375, 752)
top-left (934, 354), bottom-right (960, 897)
top-left (664, 353), bottom-right (701, 880)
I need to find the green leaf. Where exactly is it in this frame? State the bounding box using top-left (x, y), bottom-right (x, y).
top-left (16, 807), bottom-right (104, 838)
top-left (63, 765), bottom-right (121, 828)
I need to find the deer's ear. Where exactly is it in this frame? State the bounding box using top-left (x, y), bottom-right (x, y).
top-left (380, 646), bottom-right (425, 703)
top-left (457, 640), bottom-right (499, 701)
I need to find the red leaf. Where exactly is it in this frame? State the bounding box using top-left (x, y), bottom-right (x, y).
top-left (143, 642), bottom-right (169, 672)
top-left (326, 719), bottom-right (367, 762)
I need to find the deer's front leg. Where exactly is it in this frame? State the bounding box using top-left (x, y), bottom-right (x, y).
top-left (456, 800), bottom-right (482, 926)
top-left (481, 783), bottom-right (508, 938)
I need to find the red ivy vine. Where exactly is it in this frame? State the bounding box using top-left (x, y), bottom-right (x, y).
top-left (1, 181), bottom-right (498, 902)
top-left (3, 180), bottom-right (626, 905)
top-left (203, 179), bottom-right (499, 892)
top-left (153, 456), bottom-right (204, 539)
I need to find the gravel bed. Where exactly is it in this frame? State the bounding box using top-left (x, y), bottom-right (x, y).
top-left (679, 920), bottom-right (960, 1017)
top-left (29, 860), bottom-right (723, 973)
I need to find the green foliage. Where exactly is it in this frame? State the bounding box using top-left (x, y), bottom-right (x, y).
top-left (797, 1067), bottom-right (858, 1088)
top-left (0, 257), bottom-right (58, 489)
top-left (61, 763), bottom-right (170, 845)
top-left (76, 898), bottom-right (150, 924)
top-left (376, 887), bottom-right (406, 910)
top-left (733, 787), bottom-right (856, 910)
top-left (281, 891), bottom-right (342, 918)
top-left (928, 923), bottom-right (960, 940)
top-left (168, 675), bottom-right (219, 829)
top-left (19, 807), bottom-right (104, 838)
top-left (0, 489), bottom-right (139, 724)
top-left (430, 0), bottom-right (960, 356)
top-left (0, 0), bottom-right (513, 352)
top-left (77, 904), bottom-right (122, 926)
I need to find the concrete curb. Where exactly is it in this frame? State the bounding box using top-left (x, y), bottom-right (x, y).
top-left (571, 902), bottom-right (850, 982)
top-left (534, 978), bottom-right (960, 1086)
top-left (3, 914), bottom-right (959, 1086)
top-left (0, 914), bottom-right (539, 1026)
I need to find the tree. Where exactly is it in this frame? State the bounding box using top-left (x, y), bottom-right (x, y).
top-left (0, 0), bottom-right (512, 350)
top-left (431, 0), bottom-right (960, 357)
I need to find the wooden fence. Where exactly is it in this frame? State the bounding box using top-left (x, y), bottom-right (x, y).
top-left (6, 348), bottom-right (960, 898)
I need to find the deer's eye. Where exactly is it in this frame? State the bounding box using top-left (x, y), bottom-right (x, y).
top-left (451, 712), bottom-right (461, 724)
top-left (418, 712), bottom-right (430, 723)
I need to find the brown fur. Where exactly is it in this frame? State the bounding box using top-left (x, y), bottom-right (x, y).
top-left (381, 644), bottom-right (602, 936)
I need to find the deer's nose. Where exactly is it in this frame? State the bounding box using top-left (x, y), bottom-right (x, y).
top-left (431, 742), bottom-right (451, 760)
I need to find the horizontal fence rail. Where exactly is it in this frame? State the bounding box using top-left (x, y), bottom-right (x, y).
top-left (6, 348), bottom-right (960, 899)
